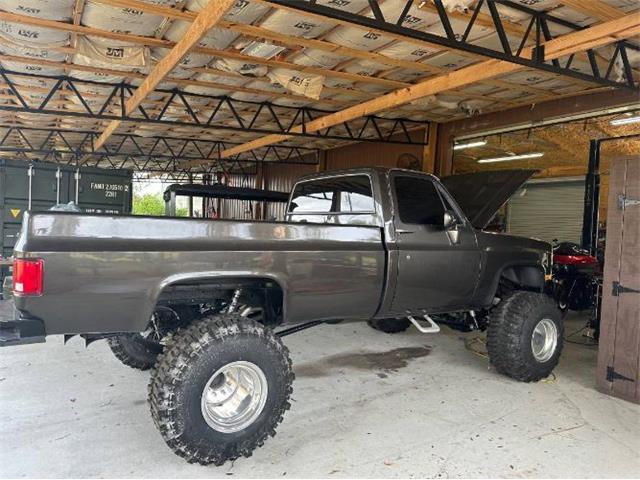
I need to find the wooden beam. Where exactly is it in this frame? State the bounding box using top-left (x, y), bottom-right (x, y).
top-left (0, 2), bottom-right (563, 111)
top-left (0, 10), bottom-right (409, 90)
top-left (559, 0), bottom-right (626, 21)
top-left (93, 0), bottom-right (235, 150)
top-left (447, 89), bottom-right (640, 139)
top-left (91, 0), bottom-right (445, 74)
top-left (220, 60), bottom-right (517, 157)
top-left (220, 15), bottom-right (640, 158)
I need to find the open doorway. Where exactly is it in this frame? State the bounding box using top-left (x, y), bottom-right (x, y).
top-left (452, 109), bottom-right (640, 374)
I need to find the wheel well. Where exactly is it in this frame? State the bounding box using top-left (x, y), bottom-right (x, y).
top-left (155, 277), bottom-right (284, 327)
top-left (499, 265), bottom-right (545, 294)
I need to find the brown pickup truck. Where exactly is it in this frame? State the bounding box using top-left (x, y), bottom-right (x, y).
top-left (4, 167), bottom-right (561, 465)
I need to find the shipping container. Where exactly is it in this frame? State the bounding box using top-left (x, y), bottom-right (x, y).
top-left (1, 159), bottom-right (132, 288)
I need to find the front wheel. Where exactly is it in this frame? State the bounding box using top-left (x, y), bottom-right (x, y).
top-left (487, 291), bottom-right (563, 382)
top-left (148, 314), bottom-right (294, 465)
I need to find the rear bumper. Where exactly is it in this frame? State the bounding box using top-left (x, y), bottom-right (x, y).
top-left (0, 316), bottom-right (46, 346)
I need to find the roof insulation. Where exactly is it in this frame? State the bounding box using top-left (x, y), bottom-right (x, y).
top-left (0, 0), bottom-right (637, 171)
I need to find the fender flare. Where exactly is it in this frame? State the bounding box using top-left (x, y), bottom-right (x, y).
top-left (135, 271), bottom-right (289, 331)
top-left (481, 262), bottom-right (546, 307)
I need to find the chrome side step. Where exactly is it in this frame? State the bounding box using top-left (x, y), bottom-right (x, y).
top-left (407, 314), bottom-right (441, 333)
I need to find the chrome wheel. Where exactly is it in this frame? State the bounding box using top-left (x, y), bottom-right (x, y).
top-left (531, 318), bottom-right (558, 363)
top-left (200, 361), bottom-right (268, 433)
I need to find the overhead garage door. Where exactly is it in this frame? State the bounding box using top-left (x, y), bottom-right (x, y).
top-left (507, 180), bottom-right (585, 243)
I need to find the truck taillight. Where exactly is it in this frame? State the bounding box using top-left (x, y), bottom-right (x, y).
top-left (13, 258), bottom-right (44, 296)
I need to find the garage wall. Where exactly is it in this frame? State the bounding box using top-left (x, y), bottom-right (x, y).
top-left (325, 141), bottom-right (423, 171)
top-left (325, 129), bottom-right (426, 171)
top-left (507, 180), bottom-right (585, 243)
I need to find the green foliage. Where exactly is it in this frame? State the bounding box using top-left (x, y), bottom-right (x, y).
top-left (133, 194), bottom-right (188, 217)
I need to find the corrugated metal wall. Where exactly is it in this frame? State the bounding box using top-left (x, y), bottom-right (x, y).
top-left (218, 174), bottom-right (257, 220)
top-left (507, 180), bottom-right (586, 243)
top-left (264, 163), bottom-right (316, 220)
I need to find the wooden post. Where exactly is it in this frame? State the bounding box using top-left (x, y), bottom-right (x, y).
top-left (422, 123), bottom-right (439, 174)
top-left (434, 122), bottom-right (455, 177)
top-left (316, 149), bottom-right (327, 173)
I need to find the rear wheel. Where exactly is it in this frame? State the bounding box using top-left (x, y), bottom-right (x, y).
top-left (367, 317), bottom-right (411, 334)
top-left (487, 291), bottom-right (563, 382)
top-left (108, 333), bottom-right (163, 371)
top-left (148, 313), bottom-right (294, 465)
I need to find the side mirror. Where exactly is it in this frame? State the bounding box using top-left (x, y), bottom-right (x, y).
top-left (443, 210), bottom-right (458, 230)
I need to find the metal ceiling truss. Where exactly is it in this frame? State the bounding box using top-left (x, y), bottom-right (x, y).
top-left (0, 126), bottom-right (319, 174)
top-left (0, 69), bottom-right (429, 145)
top-left (1, 147), bottom-right (260, 177)
top-left (132, 170), bottom-right (205, 183)
top-left (273, 0), bottom-right (639, 90)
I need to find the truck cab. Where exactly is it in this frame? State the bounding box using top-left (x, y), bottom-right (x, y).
top-left (286, 167), bottom-right (549, 317)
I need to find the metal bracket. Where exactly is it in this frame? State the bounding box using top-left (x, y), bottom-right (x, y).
top-left (612, 281), bottom-right (640, 296)
top-left (408, 314), bottom-right (441, 333)
top-left (618, 194), bottom-right (640, 210)
top-left (606, 366), bottom-right (634, 382)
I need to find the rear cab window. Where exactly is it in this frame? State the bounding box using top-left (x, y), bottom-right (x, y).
top-left (287, 175), bottom-right (378, 225)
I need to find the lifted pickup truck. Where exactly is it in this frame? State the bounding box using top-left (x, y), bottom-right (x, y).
top-left (4, 167), bottom-right (561, 466)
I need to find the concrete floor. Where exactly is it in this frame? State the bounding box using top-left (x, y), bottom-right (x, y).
top-left (1, 306), bottom-right (639, 478)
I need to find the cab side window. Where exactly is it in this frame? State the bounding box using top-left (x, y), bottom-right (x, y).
top-left (394, 176), bottom-right (445, 226)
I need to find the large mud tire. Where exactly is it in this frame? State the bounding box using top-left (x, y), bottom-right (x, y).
top-left (108, 334), bottom-right (162, 371)
top-left (367, 318), bottom-right (411, 334)
top-left (487, 291), bottom-right (563, 382)
top-left (148, 313), bottom-right (294, 466)
top-left (107, 306), bottom-right (201, 371)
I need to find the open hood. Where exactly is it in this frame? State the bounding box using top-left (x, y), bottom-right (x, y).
top-left (441, 170), bottom-right (537, 229)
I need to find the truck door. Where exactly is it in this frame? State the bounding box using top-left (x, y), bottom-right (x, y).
top-left (389, 172), bottom-right (481, 313)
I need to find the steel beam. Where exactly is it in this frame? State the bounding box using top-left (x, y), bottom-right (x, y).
top-left (0, 70), bottom-right (429, 146)
top-left (0, 126), bottom-right (319, 171)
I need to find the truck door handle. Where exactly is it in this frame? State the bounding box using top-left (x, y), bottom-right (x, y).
top-left (396, 229), bottom-right (414, 234)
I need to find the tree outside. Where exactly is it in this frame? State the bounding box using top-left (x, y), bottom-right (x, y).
top-left (133, 193), bottom-right (188, 217)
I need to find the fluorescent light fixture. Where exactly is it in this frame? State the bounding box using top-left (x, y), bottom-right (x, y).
top-left (453, 140), bottom-right (487, 150)
top-left (477, 152), bottom-right (544, 164)
top-left (610, 115), bottom-right (640, 126)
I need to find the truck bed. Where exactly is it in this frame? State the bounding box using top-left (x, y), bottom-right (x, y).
top-left (13, 212), bottom-right (386, 335)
